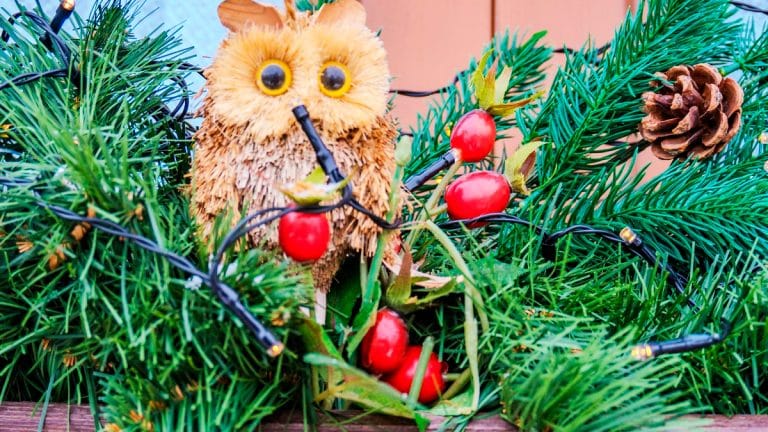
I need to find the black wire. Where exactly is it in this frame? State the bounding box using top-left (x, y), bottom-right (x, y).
top-left (439, 213), bottom-right (692, 301)
top-left (439, 213), bottom-right (730, 356)
top-left (553, 41), bottom-right (612, 57)
top-left (0, 68), bottom-right (68, 91)
top-left (1, 11), bottom-right (74, 79)
top-left (731, 0), bottom-right (768, 16)
top-left (389, 73), bottom-right (462, 97)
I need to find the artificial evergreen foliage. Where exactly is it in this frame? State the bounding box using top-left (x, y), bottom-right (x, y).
top-left (1, 0), bottom-right (767, 431)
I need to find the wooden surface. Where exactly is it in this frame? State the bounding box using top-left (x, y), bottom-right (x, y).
top-left (2, 403), bottom-right (768, 432)
top-left (0, 403), bottom-right (98, 432)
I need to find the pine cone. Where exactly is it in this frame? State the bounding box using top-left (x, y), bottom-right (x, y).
top-left (639, 64), bottom-right (743, 160)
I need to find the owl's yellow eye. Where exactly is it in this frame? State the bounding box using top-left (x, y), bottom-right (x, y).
top-left (256, 60), bottom-right (292, 96)
top-left (319, 61), bottom-right (351, 98)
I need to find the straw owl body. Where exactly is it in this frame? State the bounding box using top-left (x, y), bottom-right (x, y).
top-left (191, 0), bottom-right (397, 291)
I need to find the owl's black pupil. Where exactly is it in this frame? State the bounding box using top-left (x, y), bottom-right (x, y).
top-left (261, 64), bottom-right (286, 90)
top-left (321, 66), bottom-right (346, 91)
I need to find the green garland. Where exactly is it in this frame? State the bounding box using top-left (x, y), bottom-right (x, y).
top-left (1, 1), bottom-right (767, 431)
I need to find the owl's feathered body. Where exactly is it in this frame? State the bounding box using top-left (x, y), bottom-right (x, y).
top-left (191, 0), bottom-right (397, 290)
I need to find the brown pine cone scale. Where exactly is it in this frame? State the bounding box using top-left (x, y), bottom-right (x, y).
top-left (639, 63), bottom-right (743, 160)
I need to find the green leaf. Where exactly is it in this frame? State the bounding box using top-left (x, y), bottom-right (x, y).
top-left (504, 141), bottom-right (544, 196)
top-left (486, 91), bottom-right (543, 117)
top-left (346, 280), bottom-right (381, 355)
top-left (328, 258), bottom-right (363, 326)
top-left (306, 166), bottom-right (326, 184)
top-left (395, 135), bottom-right (413, 167)
top-left (298, 318), bottom-right (342, 360)
top-left (396, 279), bottom-right (458, 314)
top-left (429, 390), bottom-right (475, 416)
top-left (304, 353), bottom-right (423, 420)
top-left (385, 247), bottom-right (414, 308)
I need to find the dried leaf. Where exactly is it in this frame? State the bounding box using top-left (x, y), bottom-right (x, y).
top-left (383, 254), bottom-right (461, 313)
top-left (384, 254), bottom-right (463, 289)
top-left (505, 141), bottom-right (543, 196)
top-left (278, 167), bottom-right (351, 206)
top-left (386, 246), bottom-right (413, 307)
top-left (486, 91), bottom-right (544, 118)
top-left (472, 50), bottom-right (496, 110)
top-left (494, 66), bottom-right (513, 106)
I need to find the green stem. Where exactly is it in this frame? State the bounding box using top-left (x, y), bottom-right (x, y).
top-left (442, 368), bottom-right (471, 401)
top-left (421, 221), bottom-right (489, 332)
top-left (421, 220), bottom-right (487, 411)
top-left (464, 292), bottom-right (480, 411)
top-left (408, 336), bottom-right (435, 406)
top-left (406, 161), bottom-right (462, 249)
top-left (364, 165), bottom-right (405, 299)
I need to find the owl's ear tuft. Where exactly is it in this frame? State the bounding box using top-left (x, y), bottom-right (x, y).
top-left (218, 0), bottom-right (284, 33)
top-left (316, 0), bottom-right (367, 27)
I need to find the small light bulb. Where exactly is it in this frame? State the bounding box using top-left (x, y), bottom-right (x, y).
top-left (630, 344), bottom-right (654, 361)
top-left (268, 343), bottom-right (285, 357)
top-left (620, 227), bottom-right (640, 246)
top-left (61, 0), bottom-right (75, 11)
top-left (759, 131), bottom-right (768, 145)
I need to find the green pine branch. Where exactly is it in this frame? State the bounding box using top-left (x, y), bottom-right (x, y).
top-left (524, 0), bottom-right (740, 194)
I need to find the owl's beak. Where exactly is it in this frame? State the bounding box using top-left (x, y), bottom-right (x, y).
top-left (292, 104), bottom-right (346, 184)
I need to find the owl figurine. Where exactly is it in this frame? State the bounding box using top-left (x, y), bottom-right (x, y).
top-left (191, 0), bottom-right (397, 302)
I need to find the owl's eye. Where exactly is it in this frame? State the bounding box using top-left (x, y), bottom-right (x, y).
top-left (319, 61), bottom-right (351, 98)
top-left (256, 60), bottom-right (292, 96)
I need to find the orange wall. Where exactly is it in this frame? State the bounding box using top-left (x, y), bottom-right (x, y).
top-left (363, 0), bottom-right (636, 127)
top-left (362, 0), bottom-right (664, 174)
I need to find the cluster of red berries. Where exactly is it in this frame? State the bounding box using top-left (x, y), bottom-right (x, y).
top-left (446, 109), bottom-right (510, 224)
top-left (360, 309), bottom-right (446, 404)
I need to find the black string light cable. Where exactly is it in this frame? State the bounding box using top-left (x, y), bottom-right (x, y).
top-left (731, 0), bottom-right (768, 16)
top-left (40, 0), bottom-right (75, 49)
top-left (439, 213), bottom-right (731, 359)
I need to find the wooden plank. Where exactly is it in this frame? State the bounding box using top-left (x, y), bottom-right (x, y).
top-left (3, 403), bottom-right (768, 431)
top-left (0, 402), bottom-right (97, 432)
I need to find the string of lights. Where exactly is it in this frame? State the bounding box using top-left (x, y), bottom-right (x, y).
top-left (1, 0), bottom-right (755, 360)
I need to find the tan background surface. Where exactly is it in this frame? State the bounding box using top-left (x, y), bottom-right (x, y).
top-left (363, 0), bottom-right (637, 127)
top-left (360, 0), bottom-right (666, 174)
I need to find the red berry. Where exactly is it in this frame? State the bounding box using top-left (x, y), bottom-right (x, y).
top-left (445, 171), bottom-right (511, 225)
top-left (384, 346), bottom-right (446, 404)
top-left (278, 211), bottom-right (330, 262)
top-left (360, 309), bottom-right (409, 374)
top-left (450, 109), bottom-right (496, 163)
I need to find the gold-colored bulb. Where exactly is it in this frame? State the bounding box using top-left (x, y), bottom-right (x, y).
top-left (630, 344), bottom-right (654, 361)
top-left (760, 131), bottom-right (768, 145)
top-left (620, 227), bottom-right (639, 246)
top-left (268, 343), bottom-right (285, 358)
top-left (61, 0), bottom-right (75, 11)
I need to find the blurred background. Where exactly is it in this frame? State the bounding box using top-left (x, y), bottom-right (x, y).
top-left (0, 1), bottom-right (764, 148)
